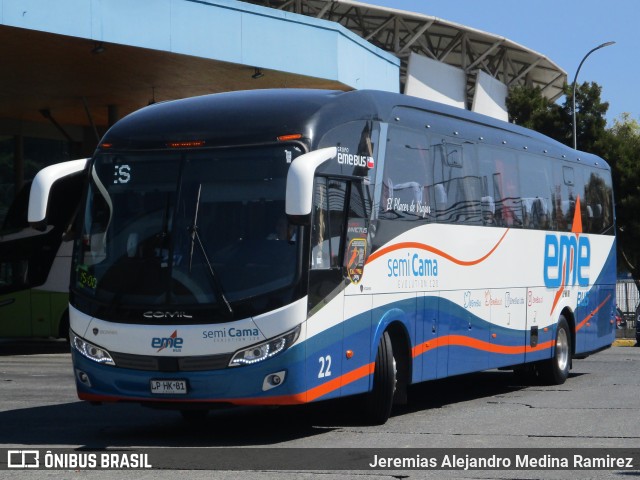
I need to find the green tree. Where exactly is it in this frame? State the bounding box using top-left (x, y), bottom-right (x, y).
top-left (568, 82), bottom-right (609, 154)
top-left (599, 114), bottom-right (640, 291)
top-left (506, 82), bottom-right (608, 150)
top-left (506, 85), bottom-right (566, 141)
top-left (507, 84), bottom-right (640, 291)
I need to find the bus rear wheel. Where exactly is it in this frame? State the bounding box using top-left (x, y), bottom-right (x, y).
top-left (363, 331), bottom-right (396, 425)
top-left (539, 316), bottom-right (571, 385)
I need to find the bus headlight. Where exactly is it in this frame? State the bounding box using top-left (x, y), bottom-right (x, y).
top-left (229, 325), bottom-right (300, 367)
top-left (70, 330), bottom-right (115, 366)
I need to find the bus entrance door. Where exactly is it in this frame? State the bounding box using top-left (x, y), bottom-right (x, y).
top-left (306, 177), bottom-right (348, 401)
top-left (306, 177), bottom-right (374, 400)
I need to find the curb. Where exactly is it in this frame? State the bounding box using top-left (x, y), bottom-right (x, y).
top-left (613, 339), bottom-right (637, 347)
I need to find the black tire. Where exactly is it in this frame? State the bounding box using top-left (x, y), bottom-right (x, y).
top-left (363, 331), bottom-right (396, 425)
top-left (539, 316), bottom-right (571, 385)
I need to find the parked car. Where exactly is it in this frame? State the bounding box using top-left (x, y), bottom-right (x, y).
top-left (615, 307), bottom-right (626, 329)
top-left (636, 304), bottom-right (640, 344)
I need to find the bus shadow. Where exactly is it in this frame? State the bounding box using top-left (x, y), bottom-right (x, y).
top-left (0, 338), bottom-right (70, 356)
top-left (395, 369), bottom-right (585, 418)
top-left (0, 401), bottom-right (332, 448)
top-left (317, 369), bottom-right (585, 426)
top-left (0, 369), bottom-right (586, 448)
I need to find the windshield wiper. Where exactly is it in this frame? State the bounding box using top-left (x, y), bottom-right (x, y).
top-left (188, 184), bottom-right (234, 316)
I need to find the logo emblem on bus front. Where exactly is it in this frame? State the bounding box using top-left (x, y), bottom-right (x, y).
top-left (151, 330), bottom-right (184, 353)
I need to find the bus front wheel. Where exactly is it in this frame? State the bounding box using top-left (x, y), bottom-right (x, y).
top-left (363, 331), bottom-right (396, 425)
top-left (539, 316), bottom-right (571, 385)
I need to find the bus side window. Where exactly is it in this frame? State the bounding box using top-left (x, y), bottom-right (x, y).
top-left (517, 153), bottom-right (552, 230)
top-left (478, 145), bottom-right (525, 228)
top-left (433, 140), bottom-right (481, 225)
top-left (583, 168), bottom-right (613, 234)
top-left (380, 126), bottom-right (433, 222)
top-left (311, 177), bottom-right (347, 270)
top-left (551, 164), bottom-right (577, 232)
top-left (489, 154), bottom-right (522, 228)
top-left (0, 258), bottom-right (29, 293)
top-left (0, 230), bottom-right (53, 293)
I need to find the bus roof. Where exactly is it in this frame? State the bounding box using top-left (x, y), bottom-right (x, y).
top-left (99, 89), bottom-right (609, 170)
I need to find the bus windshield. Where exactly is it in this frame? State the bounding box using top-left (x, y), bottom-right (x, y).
top-left (73, 145), bottom-right (302, 310)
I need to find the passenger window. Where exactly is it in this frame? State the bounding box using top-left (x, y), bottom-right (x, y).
top-left (583, 168), bottom-right (614, 234)
top-left (431, 140), bottom-right (481, 225)
top-left (379, 126), bottom-right (433, 223)
top-left (0, 229), bottom-right (53, 293)
top-left (478, 146), bottom-right (522, 228)
top-left (518, 153), bottom-right (552, 230)
top-left (551, 163), bottom-right (577, 232)
top-left (0, 259), bottom-right (29, 294)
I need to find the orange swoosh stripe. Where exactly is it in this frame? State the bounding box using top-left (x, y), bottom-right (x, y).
top-left (230, 362), bottom-right (376, 406)
top-left (550, 258), bottom-right (567, 316)
top-left (412, 334), bottom-right (555, 357)
top-left (576, 294), bottom-right (611, 332)
top-left (366, 229), bottom-right (509, 266)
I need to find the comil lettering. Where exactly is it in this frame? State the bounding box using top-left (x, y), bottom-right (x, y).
top-left (543, 234), bottom-right (590, 288)
top-left (143, 311), bottom-right (193, 319)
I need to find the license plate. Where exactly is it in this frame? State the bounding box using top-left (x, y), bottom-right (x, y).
top-left (150, 379), bottom-right (188, 395)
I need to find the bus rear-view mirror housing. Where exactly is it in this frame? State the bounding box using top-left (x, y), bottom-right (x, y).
top-left (28, 158), bottom-right (89, 230)
top-left (285, 147), bottom-right (336, 225)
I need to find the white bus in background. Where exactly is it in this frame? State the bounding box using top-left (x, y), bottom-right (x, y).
top-left (1, 159), bottom-right (86, 339)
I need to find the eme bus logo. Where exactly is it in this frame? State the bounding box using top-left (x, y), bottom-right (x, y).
top-left (151, 330), bottom-right (184, 352)
top-left (543, 233), bottom-right (590, 289)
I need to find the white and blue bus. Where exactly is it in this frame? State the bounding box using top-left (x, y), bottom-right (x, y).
top-left (32, 89), bottom-right (616, 424)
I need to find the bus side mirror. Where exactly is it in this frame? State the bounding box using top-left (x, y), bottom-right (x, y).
top-left (28, 158), bottom-right (89, 231)
top-left (285, 147), bottom-right (336, 225)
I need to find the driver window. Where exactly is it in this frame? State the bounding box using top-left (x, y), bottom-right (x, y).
top-left (311, 177), bottom-right (347, 270)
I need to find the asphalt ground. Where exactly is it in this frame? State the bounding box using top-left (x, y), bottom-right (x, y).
top-left (0, 338), bottom-right (639, 479)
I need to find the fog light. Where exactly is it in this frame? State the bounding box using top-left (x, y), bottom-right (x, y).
top-left (262, 371), bottom-right (286, 391)
top-left (76, 369), bottom-right (92, 387)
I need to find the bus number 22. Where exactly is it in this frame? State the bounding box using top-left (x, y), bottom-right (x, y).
top-left (318, 355), bottom-right (332, 378)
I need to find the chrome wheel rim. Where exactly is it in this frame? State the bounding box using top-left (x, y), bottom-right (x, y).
top-left (556, 327), bottom-right (569, 372)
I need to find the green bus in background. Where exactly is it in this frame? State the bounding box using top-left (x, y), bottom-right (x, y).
top-left (0, 160), bottom-right (86, 339)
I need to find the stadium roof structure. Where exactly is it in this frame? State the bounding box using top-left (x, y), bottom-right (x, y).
top-left (0, 0), bottom-right (567, 145)
top-left (243, 0), bottom-right (568, 105)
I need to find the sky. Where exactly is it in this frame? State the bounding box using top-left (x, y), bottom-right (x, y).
top-left (366, 0), bottom-right (637, 126)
